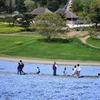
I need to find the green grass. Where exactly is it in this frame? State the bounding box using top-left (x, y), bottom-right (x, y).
top-left (86, 37), bottom-right (100, 47)
top-left (0, 35), bottom-right (36, 51)
top-left (0, 23), bottom-right (23, 34)
top-left (0, 35), bottom-right (100, 61)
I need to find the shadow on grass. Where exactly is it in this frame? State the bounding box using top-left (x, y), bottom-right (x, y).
top-left (37, 38), bottom-right (74, 43)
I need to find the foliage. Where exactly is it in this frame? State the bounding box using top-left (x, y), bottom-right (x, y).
top-left (3, 16), bottom-right (15, 25)
top-left (81, 0), bottom-right (91, 13)
top-left (0, 0), bottom-right (5, 13)
top-left (15, 0), bottom-right (27, 13)
top-left (72, 0), bottom-right (83, 13)
top-left (14, 13), bottom-right (34, 30)
top-left (19, 13), bottom-right (34, 30)
top-left (13, 14), bottom-right (24, 20)
top-left (33, 13), bottom-right (66, 42)
top-left (5, 0), bottom-right (16, 14)
top-left (24, 0), bottom-right (35, 12)
top-left (89, 0), bottom-right (100, 27)
top-left (47, 0), bottom-right (60, 12)
top-left (14, 41), bottom-right (23, 45)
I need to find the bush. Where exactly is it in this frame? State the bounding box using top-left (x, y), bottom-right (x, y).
top-left (14, 41), bottom-right (23, 45)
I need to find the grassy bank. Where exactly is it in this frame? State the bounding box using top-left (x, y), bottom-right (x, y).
top-left (0, 35), bottom-right (100, 61)
top-left (86, 37), bottom-right (100, 47)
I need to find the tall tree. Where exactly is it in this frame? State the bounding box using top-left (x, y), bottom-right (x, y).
top-left (72, 0), bottom-right (83, 13)
top-left (24, 0), bottom-right (35, 12)
top-left (15, 0), bottom-right (27, 13)
top-left (47, 0), bottom-right (60, 12)
top-left (89, 0), bottom-right (100, 27)
top-left (81, 0), bottom-right (91, 13)
top-left (39, 0), bottom-right (47, 7)
top-left (5, 0), bottom-right (16, 13)
top-left (0, 0), bottom-right (5, 14)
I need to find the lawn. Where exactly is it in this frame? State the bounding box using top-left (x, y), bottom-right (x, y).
top-left (0, 23), bottom-right (23, 33)
top-left (0, 35), bottom-right (100, 61)
top-left (86, 37), bottom-right (100, 47)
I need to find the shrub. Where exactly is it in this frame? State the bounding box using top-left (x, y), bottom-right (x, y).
top-left (14, 41), bottom-right (23, 45)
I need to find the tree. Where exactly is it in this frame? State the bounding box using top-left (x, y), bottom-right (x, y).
top-left (5, 0), bottom-right (16, 14)
top-left (72, 0), bottom-right (83, 13)
top-left (33, 13), bottom-right (66, 42)
top-left (81, 0), bottom-right (91, 13)
top-left (0, 0), bottom-right (5, 14)
top-left (47, 0), bottom-right (60, 12)
top-left (39, 0), bottom-right (47, 7)
top-left (3, 16), bottom-right (15, 25)
top-left (24, 0), bottom-right (35, 12)
top-left (20, 13), bottom-right (34, 30)
top-left (89, 0), bottom-right (100, 27)
top-left (15, 0), bottom-right (27, 13)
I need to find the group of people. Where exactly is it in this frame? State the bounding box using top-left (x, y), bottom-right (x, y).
top-left (52, 62), bottom-right (67, 76)
top-left (52, 62), bottom-right (81, 78)
top-left (72, 64), bottom-right (81, 78)
top-left (17, 60), bottom-right (100, 77)
top-left (17, 60), bottom-right (41, 75)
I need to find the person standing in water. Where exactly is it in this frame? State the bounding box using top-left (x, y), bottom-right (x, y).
top-left (73, 65), bottom-right (78, 78)
top-left (63, 67), bottom-right (67, 76)
top-left (52, 62), bottom-right (57, 76)
top-left (17, 60), bottom-right (25, 75)
top-left (36, 67), bottom-right (40, 74)
top-left (77, 64), bottom-right (81, 78)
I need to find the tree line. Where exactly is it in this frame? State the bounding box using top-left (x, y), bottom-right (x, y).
top-left (0, 0), bottom-right (100, 25)
top-left (0, 0), bottom-right (100, 42)
top-left (0, 0), bottom-right (68, 14)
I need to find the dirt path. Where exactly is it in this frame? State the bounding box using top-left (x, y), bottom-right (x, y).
top-left (80, 36), bottom-right (90, 44)
top-left (0, 56), bottom-right (100, 66)
top-left (80, 36), bottom-right (100, 49)
top-left (67, 31), bottom-right (100, 49)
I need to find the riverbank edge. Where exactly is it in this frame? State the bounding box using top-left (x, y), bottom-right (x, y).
top-left (0, 56), bottom-right (100, 66)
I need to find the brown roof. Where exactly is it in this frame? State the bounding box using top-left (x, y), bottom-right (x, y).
top-left (55, 8), bottom-right (78, 18)
top-left (30, 7), bottom-right (53, 15)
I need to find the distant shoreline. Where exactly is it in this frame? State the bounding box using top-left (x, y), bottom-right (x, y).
top-left (0, 56), bottom-right (100, 66)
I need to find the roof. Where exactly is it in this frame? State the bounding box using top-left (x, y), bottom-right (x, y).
top-left (30, 7), bottom-right (53, 15)
top-left (55, 8), bottom-right (78, 18)
top-left (54, 9), bottom-right (65, 16)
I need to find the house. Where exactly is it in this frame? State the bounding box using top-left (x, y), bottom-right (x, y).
top-left (30, 7), bottom-right (53, 16)
top-left (55, 8), bottom-right (78, 25)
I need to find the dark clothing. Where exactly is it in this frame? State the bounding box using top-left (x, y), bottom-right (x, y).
top-left (17, 62), bottom-right (24, 75)
top-left (53, 64), bottom-right (57, 76)
top-left (17, 63), bottom-right (21, 75)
